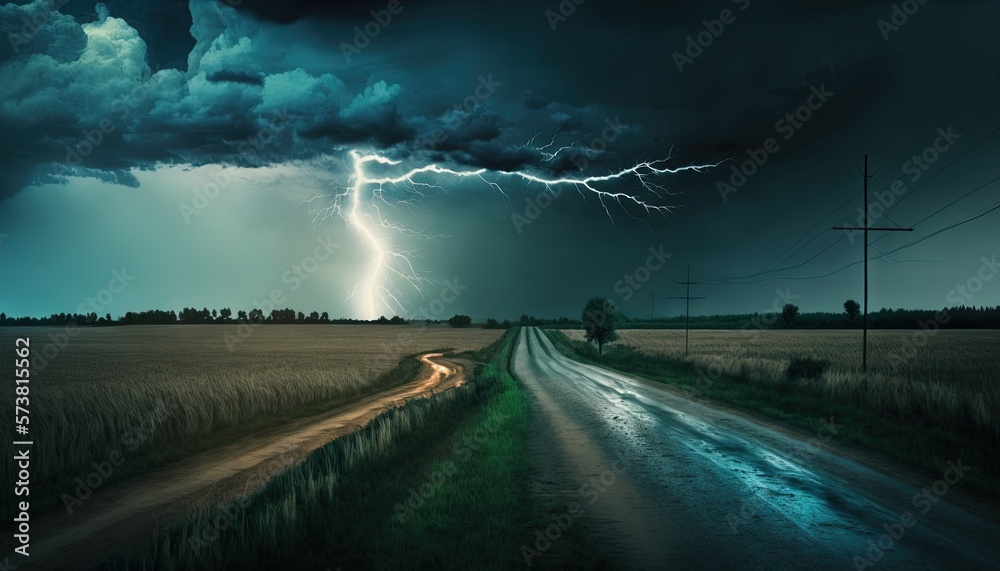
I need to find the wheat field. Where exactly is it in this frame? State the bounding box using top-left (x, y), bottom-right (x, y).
top-left (0, 325), bottom-right (502, 492)
top-left (561, 328), bottom-right (1000, 439)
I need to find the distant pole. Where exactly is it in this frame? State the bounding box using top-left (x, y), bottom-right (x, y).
top-left (668, 265), bottom-right (706, 356)
top-left (832, 155), bottom-right (912, 373)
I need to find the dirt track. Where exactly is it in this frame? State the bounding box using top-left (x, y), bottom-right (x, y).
top-left (23, 353), bottom-right (473, 571)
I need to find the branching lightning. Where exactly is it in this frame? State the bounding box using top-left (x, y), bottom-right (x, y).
top-left (305, 148), bottom-right (721, 320)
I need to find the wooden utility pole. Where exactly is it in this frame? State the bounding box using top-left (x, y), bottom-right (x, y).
top-left (832, 155), bottom-right (912, 372)
top-left (668, 265), bottom-right (706, 356)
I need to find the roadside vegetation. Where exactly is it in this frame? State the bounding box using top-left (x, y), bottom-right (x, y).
top-left (547, 329), bottom-right (1000, 498)
top-left (103, 328), bottom-right (540, 570)
top-left (0, 325), bottom-right (503, 518)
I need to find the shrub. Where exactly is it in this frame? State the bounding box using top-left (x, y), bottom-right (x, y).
top-left (787, 356), bottom-right (829, 380)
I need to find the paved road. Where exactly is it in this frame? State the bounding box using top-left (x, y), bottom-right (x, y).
top-left (514, 327), bottom-right (1000, 570)
top-left (21, 353), bottom-right (472, 571)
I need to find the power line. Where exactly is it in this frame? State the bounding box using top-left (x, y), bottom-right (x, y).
top-left (705, 72), bottom-right (1000, 291)
top-left (710, 193), bottom-right (1000, 286)
top-left (703, 130), bottom-right (999, 286)
top-left (874, 122), bottom-right (1000, 226)
top-left (762, 190), bottom-right (862, 271)
top-left (907, 172), bottom-right (1000, 228)
top-left (870, 70), bottom-right (1000, 181)
top-left (698, 234), bottom-right (846, 285)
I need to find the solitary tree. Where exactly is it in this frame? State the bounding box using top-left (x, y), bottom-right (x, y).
top-left (844, 299), bottom-right (860, 326)
top-left (782, 303), bottom-right (799, 327)
top-left (582, 297), bottom-right (619, 357)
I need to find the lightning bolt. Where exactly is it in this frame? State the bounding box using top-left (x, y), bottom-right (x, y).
top-left (306, 149), bottom-right (721, 320)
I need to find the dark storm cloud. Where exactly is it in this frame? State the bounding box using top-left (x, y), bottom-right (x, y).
top-left (521, 90), bottom-right (550, 110)
top-left (228, 0), bottom-right (408, 23)
top-left (207, 70), bottom-right (265, 85)
top-left (1, 0), bottom-right (996, 205)
top-left (0, 0), bottom-right (430, 200)
top-left (0, 0), bottom-right (656, 201)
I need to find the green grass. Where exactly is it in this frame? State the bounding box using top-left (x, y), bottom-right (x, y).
top-left (544, 330), bottom-right (1000, 499)
top-left (102, 329), bottom-right (543, 570)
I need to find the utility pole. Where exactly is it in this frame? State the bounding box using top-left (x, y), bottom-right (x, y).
top-left (668, 265), bottom-right (706, 356)
top-left (832, 155), bottom-right (912, 373)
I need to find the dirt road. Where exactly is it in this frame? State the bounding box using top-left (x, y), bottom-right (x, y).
top-left (23, 353), bottom-right (473, 571)
top-left (515, 327), bottom-right (1000, 570)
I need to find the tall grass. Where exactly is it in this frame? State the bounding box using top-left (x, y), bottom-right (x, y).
top-left (0, 325), bottom-right (503, 515)
top-left (102, 386), bottom-right (482, 570)
top-left (102, 328), bottom-right (533, 570)
top-left (550, 330), bottom-right (1000, 497)
top-left (563, 328), bottom-right (1000, 440)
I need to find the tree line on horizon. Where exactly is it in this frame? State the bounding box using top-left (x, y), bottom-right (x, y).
top-left (0, 308), bottom-right (411, 327)
top-left (1, 303), bottom-right (999, 329)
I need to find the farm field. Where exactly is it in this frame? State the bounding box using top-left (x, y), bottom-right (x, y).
top-left (561, 328), bottom-right (1000, 440)
top-left (562, 328), bottom-right (1000, 383)
top-left (0, 324), bottom-right (503, 513)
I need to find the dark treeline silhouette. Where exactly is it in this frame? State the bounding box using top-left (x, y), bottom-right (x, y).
top-left (3, 305), bottom-right (999, 329)
top-left (619, 305), bottom-right (1000, 329)
top-left (0, 308), bottom-right (412, 326)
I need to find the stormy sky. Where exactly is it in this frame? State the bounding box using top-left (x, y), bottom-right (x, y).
top-left (1, 0), bottom-right (998, 320)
